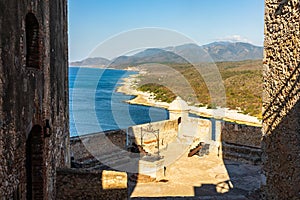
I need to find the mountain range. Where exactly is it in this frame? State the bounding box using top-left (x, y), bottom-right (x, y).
top-left (70, 42), bottom-right (263, 67)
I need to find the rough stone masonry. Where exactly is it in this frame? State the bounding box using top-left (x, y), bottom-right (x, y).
top-left (263, 0), bottom-right (300, 199)
top-left (0, 0), bottom-right (69, 199)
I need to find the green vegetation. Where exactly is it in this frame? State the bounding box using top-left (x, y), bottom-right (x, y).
top-left (139, 83), bottom-right (176, 103)
top-left (135, 60), bottom-right (263, 118)
top-left (206, 103), bottom-right (217, 109)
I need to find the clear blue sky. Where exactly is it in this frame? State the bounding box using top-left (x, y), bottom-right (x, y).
top-left (68, 0), bottom-right (264, 61)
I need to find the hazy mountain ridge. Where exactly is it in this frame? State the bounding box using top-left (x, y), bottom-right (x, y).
top-left (70, 42), bottom-right (263, 66)
top-left (110, 48), bottom-right (188, 67)
top-left (202, 42), bottom-right (263, 62)
top-left (70, 57), bottom-right (110, 66)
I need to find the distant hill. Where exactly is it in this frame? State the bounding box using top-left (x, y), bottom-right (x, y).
top-left (110, 48), bottom-right (188, 67)
top-left (70, 42), bottom-right (263, 66)
top-left (166, 42), bottom-right (263, 62)
top-left (202, 42), bottom-right (263, 62)
top-left (70, 57), bottom-right (110, 66)
top-left (164, 43), bottom-right (211, 63)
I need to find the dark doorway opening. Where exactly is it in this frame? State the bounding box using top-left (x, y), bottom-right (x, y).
top-left (26, 125), bottom-right (44, 200)
top-left (178, 117), bottom-right (182, 125)
top-left (25, 13), bottom-right (40, 69)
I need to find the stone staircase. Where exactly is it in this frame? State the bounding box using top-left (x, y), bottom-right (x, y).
top-left (71, 143), bottom-right (158, 173)
top-left (222, 142), bottom-right (262, 165)
top-left (72, 148), bottom-right (140, 172)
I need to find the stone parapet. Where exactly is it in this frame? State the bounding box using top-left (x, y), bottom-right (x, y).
top-left (128, 120), bottom-right (178, 154)
top-left (221, 122), bottom-right (262, 148)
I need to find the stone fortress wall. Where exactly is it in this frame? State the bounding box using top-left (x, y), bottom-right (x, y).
top-left (70, 130), bottom-right (127, 161)
top-left (127, 119), bottom-right (178, 154)
top-left (0, 0), bottom-right (69, 199)
top-left (186, 117), bottom-right (213, 142)
top-left (70, 119), bottom-right (178, 162)
top-left (263, 0), bottom-right (300, 199)
top-left (70, 100), bottom-right (262, 168)
top-left (221, 122), bottom-right (262, 165)
top-left (221, 122), bottom-right (261, 148)
top-left (69, 99), bottom-right (216, 163)
top-left (56, 169), bottom-right (127, 200)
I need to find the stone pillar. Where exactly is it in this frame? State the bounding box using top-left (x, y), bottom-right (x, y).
top-left (263, 0), bottom-right (300, 199)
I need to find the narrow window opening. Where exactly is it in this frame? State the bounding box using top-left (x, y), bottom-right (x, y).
top-left (25, 13), bottom-right (40, 69)
top-left (177, 117), bottom-right (182, 125)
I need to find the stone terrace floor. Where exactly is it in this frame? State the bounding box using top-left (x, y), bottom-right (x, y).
top-left (129, 152), bottom-right (261, 199)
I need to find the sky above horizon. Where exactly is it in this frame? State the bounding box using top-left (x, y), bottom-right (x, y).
top-left (68, 0), bottom-right (264, 62)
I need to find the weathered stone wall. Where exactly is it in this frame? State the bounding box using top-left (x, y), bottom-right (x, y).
top-left (70, 130), bottom-right (127, 161)
top-left (221, 122), bottom-right (262, 164)
top-left (221, 122), bottom-right (262, 148)
top-left (263, 0), bottom-right (300, 199)
top-left (128, 120), bottom-right (178, 154)
top-left (0, 0), bottom-right (69, 199)
top-left (56, 169), bottom-right (127, 199)
top-left (183, 117), bottom-right (212, 141)
top-left (71, 121), bottom-right (177, 163)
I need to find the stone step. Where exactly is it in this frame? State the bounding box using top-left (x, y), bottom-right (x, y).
top-left (222, 143), bottom-right (261, 155)
top-left (87, 164), bottom-right (110, 171)
top-left (86, 156), bottom-right (131, 171)
top-left (91, 149), bottom-right (128, 161)
top-left (222, 143), bottom-right (262, 165)
top-left (78, 149), bottom-right (122, 164)
top-left (113, 157), bottom-right (140, 172)
top-left (223, 151), bottom-right (261, 164)
top-left (79, 150), bottom-right (131, 169)
top-left (106, 156), bottom-right (132, 168)
top-left (95, 153), bottom-right (123, 164)
top-left (87, 149), bottom-right (129, 162)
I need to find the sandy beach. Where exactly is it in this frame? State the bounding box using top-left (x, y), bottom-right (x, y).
top-left (117, 73), bottom-right (170, 109)
top-left (117, 71), bottom-right (262, 127)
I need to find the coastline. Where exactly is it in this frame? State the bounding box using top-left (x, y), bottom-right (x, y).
top-left (69, 64), bottom-right (136, 71)
top-left (116, 70), bottom-right (262, 127)
top-left (116, 73), bottom-right (170, 109)
top-left (71, 65), bottom-right (262, 127)
top-left (69, 64), bottom-right (107, 69)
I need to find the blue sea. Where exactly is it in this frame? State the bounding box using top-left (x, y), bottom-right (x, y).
top-left (69, 67), bottom-right (169, 137)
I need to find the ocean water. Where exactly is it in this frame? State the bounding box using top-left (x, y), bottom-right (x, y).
top-left (69, 67), bottom-right (169, 137)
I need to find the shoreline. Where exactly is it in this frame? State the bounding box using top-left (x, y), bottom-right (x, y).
top-left (116, 70), bottom-right (262, 127)
top-left (116, 73), bottom-right (170, 109)
top-left (71, 65), bottom-right (262, 127)
top-left (69, 65), bottom-right (140, 72)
